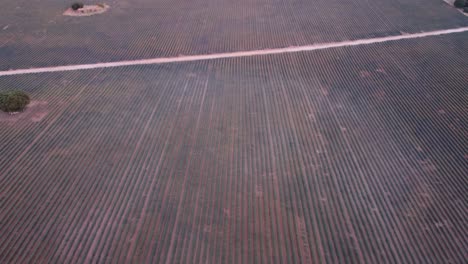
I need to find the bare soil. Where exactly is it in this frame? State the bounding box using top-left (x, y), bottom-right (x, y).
top-left (0, 100), bottom-right (48, 124)
top-left (63, 4), bottom-right (110, 17)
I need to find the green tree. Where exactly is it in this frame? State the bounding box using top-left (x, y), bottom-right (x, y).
top-left (0, 90), bottom-right (30, 112)
top-left (454, 0), bottom-right (466, 8)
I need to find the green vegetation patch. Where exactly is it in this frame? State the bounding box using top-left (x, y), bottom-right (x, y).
top-left (0, 90), bottom-right (31, 113)
top-left (72, 2), bottom-right (84, 10)
top-left (454, 0), bottom-right (466, 8)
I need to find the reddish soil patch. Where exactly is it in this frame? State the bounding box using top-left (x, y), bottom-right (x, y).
top-left (63, 4), bottom-right (110, 17)
top-left (360, 70), bottom-right (371, 78)
top-left (0, 101), bottom-right (48, 124)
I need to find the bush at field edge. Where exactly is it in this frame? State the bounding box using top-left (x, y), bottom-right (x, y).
top-left (0, 90), bottom-right (31, 113)
top-left (72, 2), bottom-right (84, 10)
top-left (454, 0), bottom-right (466, 8)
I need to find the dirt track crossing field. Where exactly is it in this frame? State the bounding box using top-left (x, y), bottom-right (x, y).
top-left (1, 28), bottom-right (467, 262)
top-left (1, 27), bottom-right (468, 77)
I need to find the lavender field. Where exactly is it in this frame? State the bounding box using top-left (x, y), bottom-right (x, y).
top-left (0, 0), bottom-right (467, 263)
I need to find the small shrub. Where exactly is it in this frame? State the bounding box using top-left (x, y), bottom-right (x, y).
top-left (0, 90), bottom-right (30, 113)
top-left (454, 0), bottom-right (466, 8)
top-left (71, 2), bottom-right (84, 10)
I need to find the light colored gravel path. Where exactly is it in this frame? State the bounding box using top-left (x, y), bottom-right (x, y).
top-left (1, 26), bottom-right (467, 76)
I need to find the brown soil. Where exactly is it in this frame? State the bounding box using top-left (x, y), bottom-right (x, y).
top-left (63, 4), bottom-right (110, 17)
top-left (0, 100), bottom-right (48, 124)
